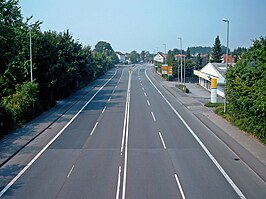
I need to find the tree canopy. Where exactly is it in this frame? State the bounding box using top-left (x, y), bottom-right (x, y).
top-left (211, 36), bottom-right (223, 63)
top-left (226, 37), bottom-right (266, 143)
top-left (0, 0), bottom-right (118, 136)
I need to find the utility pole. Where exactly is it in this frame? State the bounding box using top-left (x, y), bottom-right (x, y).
top-left (29, 26), bottom-right (33, 82)
top-left (178, 37), bottom-right (182, 84)
top-left (222, 18), bottom-right (229, 113)
top-left (163, 44), bottom-right (166, 65)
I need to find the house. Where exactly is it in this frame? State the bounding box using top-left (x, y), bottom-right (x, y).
top-left (193, 62), bottom-right (234, 97)
top-left (116, 52), bottom-right (126, 64)
top-left (153, 53), bottom-right (166, 63)
top-left (174, 54), bottom-right (186, 61)
top-left (221, 54), bottom-right (235, 64)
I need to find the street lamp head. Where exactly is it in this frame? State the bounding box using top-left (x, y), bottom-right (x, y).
top-left (222, 18), bottom-right (229, 22)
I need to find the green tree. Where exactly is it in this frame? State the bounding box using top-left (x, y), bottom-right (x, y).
top-left (172, 48), bottom-right (180, 55)
top-left (0, 102), bottom-right (14, 136)
top-left (94, 41), bottom-right (118, 65)
top-left (195, 53), bottom-right (203, 69)
top-left (3, 82), bottom-right (38, 125)
top-left (129, 51), bottom-right (139, 63)
top-left (189, 46), bottom-right (212, 54)
top-left (232, 47), bottom-right (247, 63)
top-left (226, 37), bottom-right (266, 143)
top-left (211, 36), bottom-right (223, 63)
top-left (144, 51), bottom-right (153, 62)
top-left (140, 50), bottom-right (145, 62)
top-left (0, 0), bottom-right (119, 136)
top-left (186, 47), bottom-right (191, 60)
top-left (94, 41), bottom-right (113, 54)
top-left (166, 51), bottom-right (175, 65)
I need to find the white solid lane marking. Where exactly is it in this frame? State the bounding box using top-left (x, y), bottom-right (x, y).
top-left (122, 71), bottom-right (132, 199)
top-left (116, 166), bottom-right (122, 199)
top-left (147, 100), bottom-right (150, 106)
top-left (67, 165), bottom-right (75, 178)
top-left (144, 92), bottom-right (147, 97)
top-left (108, 96), bottom-right (111, 102)
top-left (90, 122), bottom-right (99, 136)
top-left (102, 106), bottom-right (107, 114)
top-left (174, 174), bottom-right (186, 199)
top-left (151, 112), bottom-right (156, 121)
top-left (158, 132), bottom-right (166, 149)
top-left (0, 70), bottom-right (117, 197)
top-left (145, 68), bottom-right (246, 199)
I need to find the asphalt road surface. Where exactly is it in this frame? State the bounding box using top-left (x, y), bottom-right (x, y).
top-left (0, 64), bottom-right (265, 199)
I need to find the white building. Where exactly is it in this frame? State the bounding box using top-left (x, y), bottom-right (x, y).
top-left (153, 53), bottom-right (165, 63)
top-left (194, 63), bottom-right (232, 97)
top-left (116, 52), bottom-right (126, 64)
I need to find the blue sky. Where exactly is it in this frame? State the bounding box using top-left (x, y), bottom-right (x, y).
top-left (19, 0), bottom-right (266, 53)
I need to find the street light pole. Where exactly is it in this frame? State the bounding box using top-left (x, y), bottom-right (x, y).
top-left (163, 44), bottom-right (166, 64)
top-left (222, 18), bottom-right (229, 113)
top-left (29, 26), bottom-right (33, 82)
top-left (178, 37), bottom-right (182, 84)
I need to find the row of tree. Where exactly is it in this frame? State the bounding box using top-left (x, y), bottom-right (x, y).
top-left (0, 0), bottom-right (118, 136)
top-left (127, 50), bottom-right (154, 64)
top-left (225, 37), bottom-right (266, 144)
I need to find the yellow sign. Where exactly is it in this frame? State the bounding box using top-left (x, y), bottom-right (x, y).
top-left (167, 66), bottom-right (173, 75)
top-left (161, 65), bottom-right (172, 76)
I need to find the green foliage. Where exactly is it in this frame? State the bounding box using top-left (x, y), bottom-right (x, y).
top-left (0, 103), bottom-right (14, 137)
top-left (186, 48), bottom-right (191, 60)
top-left (176, 84), bottom-right (189, 93)
top-left (189, 46), bottom-right (212, 55)
top-left (232, 47), bottom-right (247, 63)
top-left (226, 37), bottom-right (266, 144)
top-left (166, 51), bottom-right (175, 66)
top-left (140, 50), bottom-right (145, 62)
top-left (94, 41), bottom-right (118, 65)
top-left (3, 82), bottom-right (38, 125)
top-left (129, 51), bottom-right (139, 63)
top-left (204, 102), bottom-right (223, 108)
top-left (0, 0), bottom-right (118, 136)
top-left (211, 36), bottom-right (223, 63)
top-left (195, 53), bottom-right (203, 69)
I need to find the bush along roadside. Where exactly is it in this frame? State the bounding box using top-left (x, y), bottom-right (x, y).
top-left (203, 38), bottom-right (266, 145)
top-left (225, 37), bottom-right (266, 144)
top-left (176, 84), bottom-right (190, 93)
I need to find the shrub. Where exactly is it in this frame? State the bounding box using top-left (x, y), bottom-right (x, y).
top-left (224, 37), bottom-right (266, 144)
top-left (176, 84), bottom-right (190, 93)
top-left (0, 103), bottom-right (14, 137)
top-left (3, 82), bottom-right (38, 126)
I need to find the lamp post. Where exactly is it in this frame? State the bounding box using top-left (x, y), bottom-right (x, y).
top-left (222, 18), bottom-right (229, 113)
top-left (163, 44), bottom-right (166, 64)
top-left (29, 25), bottom-right (33, 82)
top-left (178, 37), bottom-right (182, 84)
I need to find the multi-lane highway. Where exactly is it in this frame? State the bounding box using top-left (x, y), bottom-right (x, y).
top-left (0, 64), bottom-right (265, 198)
